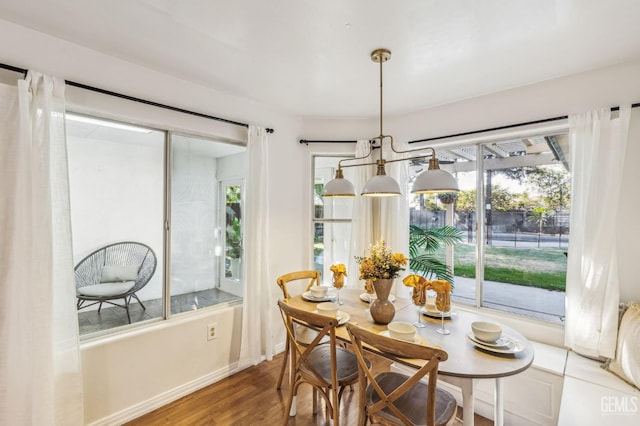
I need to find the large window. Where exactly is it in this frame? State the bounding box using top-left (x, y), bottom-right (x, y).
top-left (409, 134), bottom-right (569, 324)
top-left (68, 114), bottom-right (245, 336)
top-left (315, 131), bottom-right (569, 324)
top-left (313, 156), bottom-right (354, 284)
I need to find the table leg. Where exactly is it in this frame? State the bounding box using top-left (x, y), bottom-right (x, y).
top-left (461, 378), bottom-right (475, 426)
top-left (494, 377), bottom-right (504, 426)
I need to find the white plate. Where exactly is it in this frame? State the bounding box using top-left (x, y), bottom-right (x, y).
top-left (302, 290), bottom-right (337, 302)
top-left (465, 333), bottom-right (525, 354)
top-left (420, 306), bottom-right (453, 318)
top-left (378, 330), bottom-right (429, 346)
top-left (467, 333), bottom-right (512, 348)
top-left (359, 293), bottom-right (396, 303)
top-left (312, 310), bottom-right (350, 326)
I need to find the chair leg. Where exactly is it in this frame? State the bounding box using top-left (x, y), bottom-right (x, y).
top-left (331, 388), bottom-right (340, 426)
top-left (277, 338), bottom-right (290, 390)
top-left (124, 298), bottom-right (131, 324)
top-left (283, 382), bottom-right (299, 424)
top-left (283, 357), bottom-right (300, 423)
top-left (131, 293), bottom-right (146, 310)
top-left (98, 302), bottom-right (103, 313)
top-left (312, 388), bottom-right (318, 414)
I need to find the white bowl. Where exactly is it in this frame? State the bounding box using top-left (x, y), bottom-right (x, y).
top-left (387, 321), bottom-right (416, 342)
top-left (310, 285), bottom-right (329, 298)
top-left (316, 302), bottom-right (339, 317)
top-left (471, 321), bottom-right (502, 343)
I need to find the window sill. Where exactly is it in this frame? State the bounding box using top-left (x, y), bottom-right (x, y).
top-left (452, 302), bottom-right (565, 347)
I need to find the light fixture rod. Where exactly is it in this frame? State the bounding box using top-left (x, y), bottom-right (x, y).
top-left (384, 147), bottom-right (437, 165)
top-left (371, 48), bottom-right (391, 163)
top-left (379, 51), bottom-right (384, 144)
top-left (336, 141), bottom-right (374, 170)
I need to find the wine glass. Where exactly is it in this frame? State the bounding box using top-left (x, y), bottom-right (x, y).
top-left (435, 291), bottom-right (451, 335)
top-left (364, 279), bottom-right (375, 312)
top-left (412, 287), bottom-right (427, 328)
top-left (333, 273), bottom-right (345, 305)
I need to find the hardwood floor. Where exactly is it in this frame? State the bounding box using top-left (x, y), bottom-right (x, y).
top-left (126, 352), bottom-right (492, 425)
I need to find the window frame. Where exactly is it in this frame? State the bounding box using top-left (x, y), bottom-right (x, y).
top-left (312, 154), bottom-right (355, 279)
top-left (312, 122), bottom-right (570, 330)
top-left (68, 110), bottom-right (247, 340)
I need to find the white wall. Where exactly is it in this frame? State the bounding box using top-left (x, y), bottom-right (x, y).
top-left (81, 306), bottom-right (243, 424)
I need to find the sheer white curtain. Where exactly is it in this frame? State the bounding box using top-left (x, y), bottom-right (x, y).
top-left (346, 139), bottom-right (410, 292)
top-left (238, 125), bottom-right (273, 369)
top-left (565, 106), bottom-right (631, 359)
top-left (0, 72), bottom-right (83, 424)
top-left (347, 140), bottom-right (375, 287)
top-left (379, 139), bottom-right (410, 295)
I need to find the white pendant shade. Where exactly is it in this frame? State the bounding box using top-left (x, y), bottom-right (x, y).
top-left (361, 175), bottom-right (402, 197)
top-left (411, 168), bottom-right (459, 194)
top-left (322, 177), bottom-right (356, 197)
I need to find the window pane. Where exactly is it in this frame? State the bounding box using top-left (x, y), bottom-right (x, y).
top-left (170, 135), bottom-right (244, 315)
top-left (314, 156), bottom-right (354, 220)
top-left (68, 114), bottom-right (165, 335)
top-left (225, 184), bottom-right (242, 280)
top-left (313, 155), bottom-right (353, 283)
top-left (480, 141), bottom-right (568, 323)
top-left (452, 170), bottom-right (477, 306)
top-left (313, 222), bottom-right (352, 285)
top-left (409, 157), bottom-right (477, 306)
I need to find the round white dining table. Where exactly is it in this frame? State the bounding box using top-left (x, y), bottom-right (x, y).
top-left (288, 288), bottom-right (535, 426)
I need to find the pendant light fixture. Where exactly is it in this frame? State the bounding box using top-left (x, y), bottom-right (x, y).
top-left (322, 48), bottom-right (459, 198)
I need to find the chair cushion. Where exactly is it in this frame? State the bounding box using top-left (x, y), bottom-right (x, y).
top-left (604, 301), bottom-right (640, 390)
top-left (300, 345), bottom-right (362, 385)
top-left (100, 265), bottom-right (139, 283)
top-left (78, 281), bottom-right (135, 297)
top-left (365, 371), bottom-right (457, 426)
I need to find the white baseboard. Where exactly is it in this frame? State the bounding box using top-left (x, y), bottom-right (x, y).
top-left (87, 362), bottom-right (241, 426)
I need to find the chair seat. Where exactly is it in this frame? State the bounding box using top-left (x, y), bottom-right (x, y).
top-left (366, 371), bottom-right (457, 426)
top-left (300, 345), bottom-right (362, 385)
top-left (77, 281), bottom-right (135, 297)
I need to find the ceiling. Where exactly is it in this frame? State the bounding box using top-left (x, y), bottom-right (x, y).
top-left (1, 1), bottom-right (640, 118)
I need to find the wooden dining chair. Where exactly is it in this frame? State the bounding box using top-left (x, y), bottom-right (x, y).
top-left (276, 269), bottom-right (320, 299)
top-left (346, 323), bottom-right (458, 426)
top-left (275, 270), bottom-right (322, 390)
top-left (277, 299), bottom-right (364, 426)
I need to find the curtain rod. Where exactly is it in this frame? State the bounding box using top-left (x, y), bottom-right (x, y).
top-left (300, 102), bottom-right (640, 145)
top-left (0, 62), bottom-right (274, 134)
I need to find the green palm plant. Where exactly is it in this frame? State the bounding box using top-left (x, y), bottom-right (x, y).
top-left (408, 224), bottom-right (463, 284)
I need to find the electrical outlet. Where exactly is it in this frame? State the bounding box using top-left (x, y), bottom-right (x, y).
top-left (207, 323), bottom-right (217, 341)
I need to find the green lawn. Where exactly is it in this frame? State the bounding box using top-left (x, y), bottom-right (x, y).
top-left (452, 243), bottom-right (567, 291)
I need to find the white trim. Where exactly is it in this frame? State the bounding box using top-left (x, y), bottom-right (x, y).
top-left (87, 362), bottom-right (242, 426)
